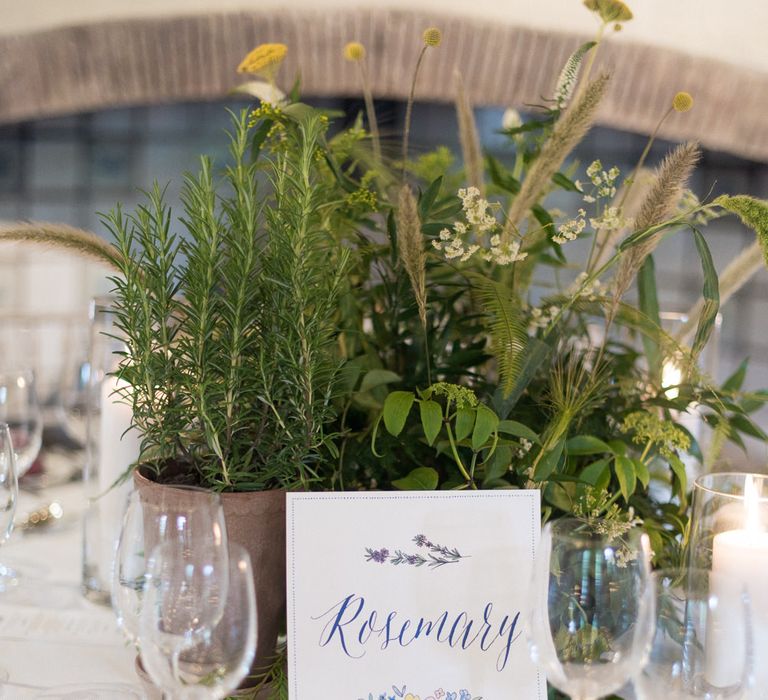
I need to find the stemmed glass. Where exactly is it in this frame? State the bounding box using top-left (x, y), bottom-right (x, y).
top-left (112, 486), bottom-right (229, 647)
top-left (634, 568), bottom-right (753, 699)
top-left (0, 422), bottom-right (18, 592)
top-left (0, 368), bottom-right (43, 478)
top-left (139, 542), bottom-right (256, 699)
top-left (528, 518), bottom-right (654, 700)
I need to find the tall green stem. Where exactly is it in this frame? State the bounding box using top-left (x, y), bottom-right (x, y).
top-left (401, 46), bottom-right (428, 180)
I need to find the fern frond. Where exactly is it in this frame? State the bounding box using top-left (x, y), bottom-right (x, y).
top-left (469, 274), bottom-right (527, 397)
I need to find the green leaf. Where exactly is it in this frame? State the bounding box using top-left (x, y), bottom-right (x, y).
top-left (614, 454), bottom-right (637, 502)
top-left (730, 413), bottom-right (768, 441)
top-left (668, 453), bottom-right (688, 506)
top-left (500, 116), bottom-right (555, 137)
top-left (632, 458), bottom-right (650, 489)
top-left (358, 369), bottom-right (402, 393)
top-left (534, 438), bottom-right (566, 481)
top-left (392, 466), bottom-right (439, 490)
top-left (455, 407), bottom-right (476, 442)
top-left (552, 172), bottom-right (581, 192)
top-left (544, 482), bottom-right (574, 512)
top-left (382, 391), bottom-right (415, 437)
top-left (472, 404), bottom-right (500, 451)
top-left (282, 102), bottom-right (316, 124)
top-left (638, 255), bottom-right (661, 380)
top-left (741, 389), bottom-right (768, 413)
top-left (579, 459), bottom-right (610, 489)
top-left (387, 208), bottom-right (398, 266)
top-left (418, 176), bottom-right (443, 220)
top-left (492, 338), bottom-right (551, 415)
top-left (486, 155), bottom-right (520, 195)
top-left (419, 400), bottom-right (443, 446)
top-left (691, 229), bottom-right (720, 363)
top-left (498, 420), bottom-right (540, 444)
top-left (484, 444), bottom-right (512, 484)
top-left (566, 435), bottom-right (614, 455)
top-left (722, 358), bottom-right (749, 392)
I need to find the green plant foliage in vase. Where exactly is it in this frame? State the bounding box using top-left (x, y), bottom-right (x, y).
top-left (4, 4), bottom-right (768, 695)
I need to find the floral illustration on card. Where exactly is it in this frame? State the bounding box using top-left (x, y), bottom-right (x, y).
top-left (358, 686), bottom-right (480, 700)
top-left (364, 534), bottom-right (468, 569)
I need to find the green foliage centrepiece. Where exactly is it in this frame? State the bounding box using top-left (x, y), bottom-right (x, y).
top-left (15, 1), bottom-right (768, 579)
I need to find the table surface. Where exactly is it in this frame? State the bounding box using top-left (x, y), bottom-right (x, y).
top-left (0, 473), bottom-right (139, 698)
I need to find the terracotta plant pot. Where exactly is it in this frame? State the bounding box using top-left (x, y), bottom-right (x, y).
top-left (133, 469), bottom-right (286, 681)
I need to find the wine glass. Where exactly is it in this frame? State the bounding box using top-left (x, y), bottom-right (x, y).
top-left (528, 518), bottom-right (654, 700)
top-left (112, 485), bottom-right (229, 647)
top-left (139, 542), bottom-right (256, 699)
top-left (0, 368), bottom-right (43, 478)
top-left (0, 422), bottom-right (18, 592)
top-left (634, 568), bottom-right (753, 699)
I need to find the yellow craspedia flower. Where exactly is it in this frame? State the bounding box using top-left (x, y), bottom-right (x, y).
top-left (237, 43), bottom-right (288, 77)
top-left (422, 27), bottom-right (442, 47)
top-left (672, 91), bottom-right (694, 113)
top-left (344, 41), bottom-right (366, 62)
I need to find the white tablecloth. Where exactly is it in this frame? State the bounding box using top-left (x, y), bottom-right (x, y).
top-left (0, 480), bottom-right (139, 698)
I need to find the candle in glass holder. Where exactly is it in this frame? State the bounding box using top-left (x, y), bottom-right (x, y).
top-left (705, 475), bottom-right (768, 689)
top-left (97, 376), bottom-right (140, 580)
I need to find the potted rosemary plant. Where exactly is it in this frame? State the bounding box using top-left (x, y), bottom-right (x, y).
top-left (104, 108), bottom-right (360, 675)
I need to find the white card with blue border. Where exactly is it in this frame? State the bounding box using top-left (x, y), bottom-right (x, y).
top-left (287, 490), bottom-right (543, 699)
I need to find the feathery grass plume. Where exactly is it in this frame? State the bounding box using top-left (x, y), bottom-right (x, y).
top-left (401, 28), bottom-right (442, 179)
top-left (0, 221), bottom-right (122, 269)
top-left (454, 70), bottom-right (484, 195)
top-left (609, 141), bottom-right (701, 320)
top-left (503, 74), bottom-right (609, 237)
top-left (677, 241), bottom-right (764, 343)
top-left (396, 184), bottom-right (427, 329)
top-left (344, 41), bottom-right (381, 164)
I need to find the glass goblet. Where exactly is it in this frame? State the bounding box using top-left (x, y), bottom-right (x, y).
top-left (139, 542), bottom-right (256, 699)
top-left (635, 568), bottom-right (753, 700)
top-left (0, 422), bottom-right (18, 592)
top-left (0, 368), bottom-right (43, 478)
top-left (528, 518), bottom-right (654, 700)
top-left (112, 485), bottom-right (228, 647)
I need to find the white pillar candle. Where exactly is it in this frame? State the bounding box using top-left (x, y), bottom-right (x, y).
top-left (706, 477), bottom-right (768, 692)
top-left (96, 376), bottom-right (141, 581)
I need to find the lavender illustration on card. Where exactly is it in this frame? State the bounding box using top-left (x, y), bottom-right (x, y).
top-left (364, 534), bottom-right (468, 569)
top-left (358, 685), bottom-right (481, 700)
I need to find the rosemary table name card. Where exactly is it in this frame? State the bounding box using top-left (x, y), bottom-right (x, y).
top-left (287, 491), bottom-right (543, 699)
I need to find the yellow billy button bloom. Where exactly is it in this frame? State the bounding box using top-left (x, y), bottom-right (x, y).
top-left (344, 41), bottom-right (366, 62)
top-left (422, 27), bottom-right (442, 47)
top-left (237, 43), bottom-right (288, 79)
top-left (672, 91), bottom-right (694, 113)
top-left (583, 0), bottom-right (633, 23)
